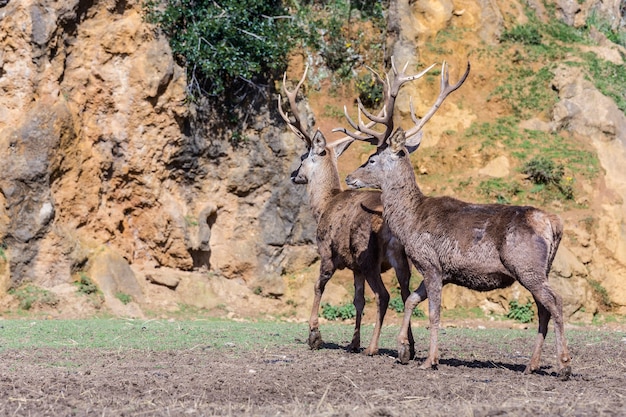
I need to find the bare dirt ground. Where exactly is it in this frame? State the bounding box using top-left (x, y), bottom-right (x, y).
top-left (1, 323), bottom-right (625, 417)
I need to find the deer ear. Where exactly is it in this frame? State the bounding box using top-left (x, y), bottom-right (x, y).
top-left (330, 137), bottom-right (355, 159)
top-left (389, 128), bottom-right (407, 154)
top-left (312, 129), bottom-right (327, 155)
top-left (404, 131), bottom-right (422, 154)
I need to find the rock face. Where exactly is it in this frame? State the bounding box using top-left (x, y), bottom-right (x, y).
top-left (0, 0), bottom-right (625, 319)
top-left (0, 0), bottom-right (312, 316)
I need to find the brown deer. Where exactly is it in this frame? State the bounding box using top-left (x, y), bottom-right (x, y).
top-left (341, 60), bottom-right (572, 379)
top-left (279, 66), bottom-right (423, 355)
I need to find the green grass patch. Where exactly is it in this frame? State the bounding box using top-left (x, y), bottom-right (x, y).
top-left (0, 319), bottom-right (313, 351)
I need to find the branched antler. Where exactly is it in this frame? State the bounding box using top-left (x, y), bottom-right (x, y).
top-left (278, 66), bottom-right (312, 147)
top-left (333, 57), bottom-right (436, 146)
top-left (404, 61), bottom-right (471, 145)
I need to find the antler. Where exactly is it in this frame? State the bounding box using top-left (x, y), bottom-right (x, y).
top-left (404, 61), bottom-right (471, 144)
top-left (278, 66), bottom-right (312, 147)
top-left (333, 57), bottom-right (436, 146)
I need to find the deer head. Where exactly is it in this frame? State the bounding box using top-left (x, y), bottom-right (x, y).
top-left (344, 60), bottom-right (470, 190)
top-left (278, 66), bottom-right (355, 186)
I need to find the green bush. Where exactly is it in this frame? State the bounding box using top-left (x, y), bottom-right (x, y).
top-left (355, 72), bottom-right (383, 109)
top-left (506, 299), bottom-right (534, 323)
top-left (115, 292), bottom-right (133, 305)
top-left (522, 156), bottom-right (564, 185)
top-left (388, 295), bottom-right (425, 318)
top-left (143, 0), bottom-right (297, 96)
top-left (321, 302), bottom-right (356, 321)
top-left (522, 156), bottom-right (573, 199)
top-left (75, 273), bottom-right (99, 295)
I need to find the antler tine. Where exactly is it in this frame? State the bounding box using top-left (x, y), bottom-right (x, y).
top-left (405, 61), bottom-right (471, 139)
top-left (333, 105), bottom-right (386, 144)
top-left (278, 66), bottom-right (312, 147)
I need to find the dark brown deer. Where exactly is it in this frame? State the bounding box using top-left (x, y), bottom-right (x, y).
top-left (278, 66), bottom-right (421, 355)
top-left (342, 60), bottom-right (572, 379)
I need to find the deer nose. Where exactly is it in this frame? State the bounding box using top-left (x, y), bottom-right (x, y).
top-left (345, 175), bottom-right (360, 189)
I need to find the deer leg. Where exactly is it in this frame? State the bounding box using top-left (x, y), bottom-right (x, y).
top-left (362, 271), bottom-right (390, 356)
top-left (525, 298), bottom-right (549, 375)
top-left (390, 251), bottom-right (415, 359)
top-left (308, 264), bottom-right (334, 350)
top-left (347, 273), bottom-right (366, 353)
top-left (421, 278), bottom-right (442, 370)
top-left (397, 281), bottom-right (427, 364)
top-left (524, 281), bottom-right (572, 380)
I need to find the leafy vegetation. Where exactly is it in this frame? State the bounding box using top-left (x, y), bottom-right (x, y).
top-left (321, 301), bottom-right (357, 321)
top-left (143, 0), bottom-right (297, 96)
top-left (8, 284), bottom-right (59, 311)
top-left (588, 279), bottom-right (613, 309)
top-left (74, 273), bottom-right (99, 296)
top-left (355, 71), bottom-right (384, 108)
top-left (506, 299), bottom-right (534, 323)
top-left (388, 295), bottom-right (425, 318)
top-left (115, 292), bottom-right (133, 305)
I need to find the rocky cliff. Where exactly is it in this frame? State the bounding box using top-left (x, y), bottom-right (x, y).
top-left (0, 0), bottom-right (625, 321)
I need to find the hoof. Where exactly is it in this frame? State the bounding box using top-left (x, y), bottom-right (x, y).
top-left (362, 348), bottom-right (378, 356)
top-left (559, 366), bottom-right (572, 381)
top-left (346, 343), bottom-right (360, 353)
top-left (308, 329), bottom-right (323, 350)
top-left (397, 344), bottom-right (411, 364)
top-left (419, 361), bottom-right (437, 370)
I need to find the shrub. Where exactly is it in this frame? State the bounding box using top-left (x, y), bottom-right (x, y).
top-left (522, 156), bottom-right (564, 185)
top-left (115, 292), bottom-right (133, 305)
top-left (522, 156), bottom-right (573, 199)
top-left (506, 299), bottom-right (534, 323)
top-left (355, 71), bottom-right (383, 109)
top-left (143, 0), bottom-right (297, 96)
top-left (389, 295), bottom-right (425, 318)
top-left (321, 302), bottom-right (357, 320)
top-left (75, 273), bottom-right (99, 295)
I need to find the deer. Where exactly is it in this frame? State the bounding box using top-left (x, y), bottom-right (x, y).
top-left (340, 59), bottom-right (572, 379)
top-left (278, 65), bottom-right (429, 356)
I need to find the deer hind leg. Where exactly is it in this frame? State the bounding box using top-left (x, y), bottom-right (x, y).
top-left (525, 281), bottom-right (572, 380)
top-left (346, 272), bottom-right (366, 353)
top-left (308, 263), bottom-right (335, 350)
top-left (397, 281), bottom-right (428, 364)
top-left (362, 270), bottom-right (390, 356)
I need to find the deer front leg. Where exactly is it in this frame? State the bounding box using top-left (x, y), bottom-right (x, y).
top-left (347, 273), bottom-right (366, 353)
top-left (362, 271), bottom-right (390, 356)
top-left (419, 277), bottom-right (442, 370)
top-left (397, 282), bottom-right (427, 364)
top-left (396, 259), bottom-right (416, 359)
top-left (308, 267), bottom-right (334, 350)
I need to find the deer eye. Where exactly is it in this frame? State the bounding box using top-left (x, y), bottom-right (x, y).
top-left (369, 158), bottom-right (376, 164)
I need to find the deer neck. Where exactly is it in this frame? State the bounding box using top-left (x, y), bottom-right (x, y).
top-left (306, 161), bottom-right (343, 222)
top-left (379, 158), bottom-right (425, 239)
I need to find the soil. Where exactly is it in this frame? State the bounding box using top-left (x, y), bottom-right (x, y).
top-left (1, 323), bottom-right (625, 416)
